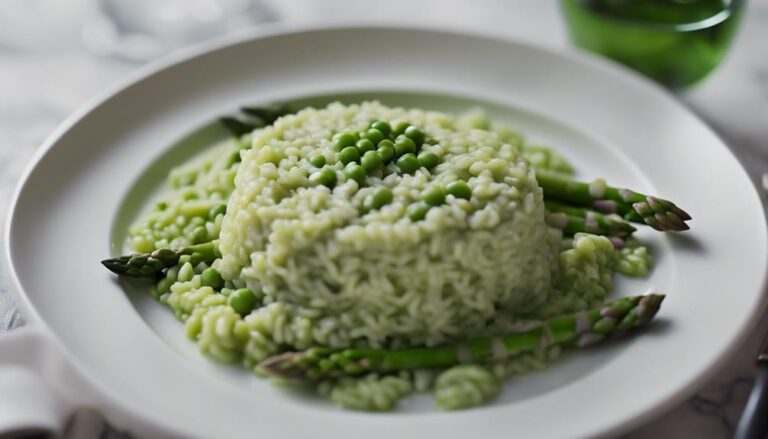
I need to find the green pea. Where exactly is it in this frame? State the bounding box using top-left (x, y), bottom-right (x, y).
top-left (229, 288), bottom-right (258, 316)
top-left (309, 154), bottom-right (326, 167)
top-left (339, 146), bottom-right (360, 165)
top-left (377, 142), bottom-right (395, 164)
top-left (417, 151), bottom-right (439, 169)
top-left (191, 226), bottom-right (208, 244)
top-left (361, 150), bottom-right (383, 172)
top-left (394, 136), bottom-right (417, 156)
top-left (404, 126), bottom-right (425, 146)
top-left (407, 202), bottom-right (431, 221)
top-left (344, 163), bottom-right (366, 185)
top-left (396, 153), bottom-right (420, 173)
top-left (447, 180), bottom-right (472, 200)
top-left (201, 267), bottom-right (224, 289)
top-left (423, 185), bottom-right (446, 206)
top-left (364, 187), bottom-right (394, 211)
top-left (393, 121), bottom-right (410, 136)
top-left (208, 203), bottom-right (227, 220)
top-left (356, 139), bottom-right (375, 154)
top-left (310, 167), bottom-right (337, 188)
top-left (334, 132), bottom-right (357, 150)
top-left (365, 128), bottom-right (385, 145)
top-left (370, 120), bottom-right (391, 137)
top-left (333, 131), bottom-right (359, 143)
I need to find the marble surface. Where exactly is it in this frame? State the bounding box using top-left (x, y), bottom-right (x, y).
top-left (1, 0), bottom-right (767, 437)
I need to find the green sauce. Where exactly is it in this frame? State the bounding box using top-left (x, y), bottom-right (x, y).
top-left (561, 0), bottom-right (743, 88)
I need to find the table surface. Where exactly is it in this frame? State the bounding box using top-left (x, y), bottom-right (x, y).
top-left (1, 1), bottom-right (767, 437)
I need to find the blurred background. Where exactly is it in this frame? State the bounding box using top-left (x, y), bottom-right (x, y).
top-left (1, 0), bottom-right (766, 437)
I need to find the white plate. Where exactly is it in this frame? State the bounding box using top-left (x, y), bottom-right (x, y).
top-left (4, 24), bottom-right (767, 439)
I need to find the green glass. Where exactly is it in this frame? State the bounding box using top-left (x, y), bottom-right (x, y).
top-left (561, 0), bottom-right (743, 88)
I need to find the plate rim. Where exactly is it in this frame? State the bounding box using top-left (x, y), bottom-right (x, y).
top-left (4, 21), bottom-right (768, 438)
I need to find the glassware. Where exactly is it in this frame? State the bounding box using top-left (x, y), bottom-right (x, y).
top-left (560, 0), bottom-right (744, 88)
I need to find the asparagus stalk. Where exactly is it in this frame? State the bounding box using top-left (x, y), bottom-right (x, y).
top-left (259, 294), bottom-right (664, 380)
top-left (546, 201), bottom-right (636, 234)
top-left (101, 241), bottom-right (218, 277)
top-left (545, 212), bottom-right (631, 245)
top-left (536, 171), bottom-right (691, 231)
top-left (219, 104), bottom-right (292, 137)
top-left (545, 204), bottom-right (636, 238)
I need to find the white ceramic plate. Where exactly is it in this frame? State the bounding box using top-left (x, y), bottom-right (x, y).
top-left (3, 24), bottom-right (767, 439)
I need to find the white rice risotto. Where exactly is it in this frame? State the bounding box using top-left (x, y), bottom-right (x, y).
top-left (125, 101), bottom-right (652, 411)
top-left (217, 102), bottom-right (553, 346)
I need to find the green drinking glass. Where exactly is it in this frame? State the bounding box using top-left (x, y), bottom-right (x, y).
top-left (561, 0), bottom-right (744, 88)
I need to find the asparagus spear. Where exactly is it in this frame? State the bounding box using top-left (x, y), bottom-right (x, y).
top-left (545, 208), bottom-right (636, 238)
top-left (219, 104), bottom-right (292, 137)
top-left (259, 294), bottom-right (664, 380)
top-left (101, 241), bottom-right (218, 277)
top-left (536, 171), bottom-right (691, 231)
top-left (546, 201), bottom-right (636, 234)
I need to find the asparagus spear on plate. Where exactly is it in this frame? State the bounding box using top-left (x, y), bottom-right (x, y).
top-left (545, 202), bottom-right (636, 238)
top-left (101, 241), bottom-right (218, 277)
top-left (259, 294), bottom-right (665, 380)
top-left (219, 104), bottom-right (293, 137)
top-left (537, 170), bottom-right (691, 231)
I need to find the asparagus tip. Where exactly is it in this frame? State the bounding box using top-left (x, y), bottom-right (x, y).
top-left (638, 293), bottom-right (665, 321)
top-left (672, 206), bottom-right (692, 221)
top-left (101, 257), bottom-right (125, 275)
top-left (609, 237), bottom-right (626, 249)
top-left (634, 200), bottom-right (691, 232)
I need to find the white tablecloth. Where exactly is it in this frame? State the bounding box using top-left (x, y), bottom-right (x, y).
top-left (1, 1), bottom-right (767, 437)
